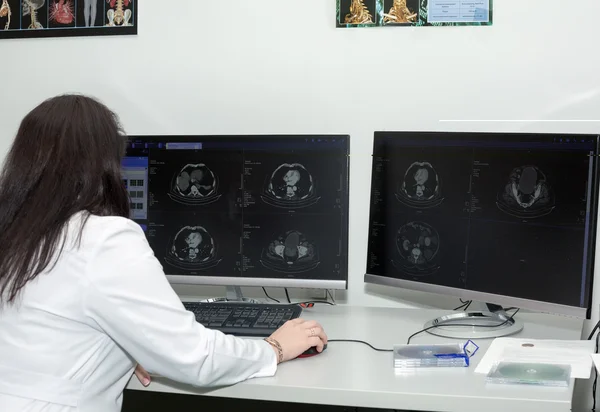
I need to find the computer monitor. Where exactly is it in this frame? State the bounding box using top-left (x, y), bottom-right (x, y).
top-left (365, 131), bottom-right (599, 338)
top-left (123, 135), bottom-right (350, 299)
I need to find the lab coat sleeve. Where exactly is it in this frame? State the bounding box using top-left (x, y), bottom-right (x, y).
top-left (81, 217), bottom-right (277, 387)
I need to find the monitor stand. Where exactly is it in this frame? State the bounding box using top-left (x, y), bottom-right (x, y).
top-left (200, 286), bottom-right (261, 304)
top-left (423, 302), bottom-right (524, 339)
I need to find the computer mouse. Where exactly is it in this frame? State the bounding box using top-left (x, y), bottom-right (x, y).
top-left (297, 343), bottom-right (328, 358)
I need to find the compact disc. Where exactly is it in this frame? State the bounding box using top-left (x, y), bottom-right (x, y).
top-left (394, 344), bottom-right (462, 359)
top-left (487, 362), bottom-right (571, 386)
top-left (495, 363), bottom-right (568, 380)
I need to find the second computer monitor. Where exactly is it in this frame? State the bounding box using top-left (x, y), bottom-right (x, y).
top-left (365, 131), bottom-right (599, 318)
top-left (123, 135), bottom-right (349, 290)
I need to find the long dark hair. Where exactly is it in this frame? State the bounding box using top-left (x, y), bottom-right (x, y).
top-left (0, 94), bottom-right (130, 304)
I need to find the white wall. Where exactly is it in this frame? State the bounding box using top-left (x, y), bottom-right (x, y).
top-left (1, 0), bottom-right (600, 408)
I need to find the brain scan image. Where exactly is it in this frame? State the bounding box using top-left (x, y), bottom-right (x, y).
top-left (167, 163), bottom-right (222, 206)
top-left (395, 161), bottom-right (444, 208)
top-left (261, 163), bottom-right (321, 208)
top-left (164, 225), bottom-right (222, 271)
top-left (260, 230), bottom-right (320, 273)
top-left (496, 165), bottom-right (556, 218)
top-left (392, 221), bottom-right (441, 276)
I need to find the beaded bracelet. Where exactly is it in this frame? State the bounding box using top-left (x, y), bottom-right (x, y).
top-left (264, 337), bottom-right (283, 364)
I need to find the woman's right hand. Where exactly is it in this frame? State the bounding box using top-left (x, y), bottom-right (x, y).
top-left (267, 318), bottom-right (328, 363)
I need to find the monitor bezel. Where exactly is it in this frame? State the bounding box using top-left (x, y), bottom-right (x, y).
top-left (365, 131), bottom-right (600, 319)
top-left (125, 134), bottom-right (350, 290)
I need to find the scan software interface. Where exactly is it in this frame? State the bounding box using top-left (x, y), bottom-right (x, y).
top-left (123, 136), bottom-right (349, 282)
top-left (367, 132), bottom-right (599, 309)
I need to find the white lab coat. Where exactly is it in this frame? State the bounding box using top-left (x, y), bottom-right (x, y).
top-left (0, 212), bottom-right (277, 412)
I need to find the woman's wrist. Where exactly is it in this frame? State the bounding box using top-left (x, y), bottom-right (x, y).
top-left (264, 337), bottom-right (283, 364)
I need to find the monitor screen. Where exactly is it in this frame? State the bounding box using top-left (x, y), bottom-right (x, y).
top-left (366, 132), bottom-right (599, 317)
top-left (123, 135), bottom-right (349, 289)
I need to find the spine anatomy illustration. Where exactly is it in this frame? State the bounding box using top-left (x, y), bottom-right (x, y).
top-left (106, 0), bottom-right (132, 26)
top-left (50, 0), bottom-right (74, 25)
top-left (0, 0), bottom-right (10, 30)
top-left (23, 0), bottom-right (45, 29)
top-left (344, 0), bottom-right (373, 24)
top-left (383, 0), bottom-right (417, 23)
top-left (83, 0), bottom-right (98, 27)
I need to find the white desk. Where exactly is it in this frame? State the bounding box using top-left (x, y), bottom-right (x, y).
top-left (127, 305), bottom-right (584, 412)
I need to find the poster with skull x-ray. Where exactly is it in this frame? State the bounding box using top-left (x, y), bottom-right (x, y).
top-left (336, 0), bottom-right (492, 27)
top-left (0, 0), bottom-right (136, 39)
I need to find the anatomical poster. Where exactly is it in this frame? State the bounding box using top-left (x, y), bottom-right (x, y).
top-left (336, 0), bottom-right (492, 27)
top-left (0, 0), bottom-right (136, 39)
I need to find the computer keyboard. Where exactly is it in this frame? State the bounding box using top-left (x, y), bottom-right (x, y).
top-left (183, 302), bottom-right (303, 337)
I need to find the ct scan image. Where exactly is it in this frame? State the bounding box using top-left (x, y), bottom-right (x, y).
top-left (496, 165), bottom-right (556, 219)
top-left (261, 163), bottom-right (320, 209)
top-left (260, 229), bottom-right (320, 274)
top-left (371, 146), bottom-right (473, 217)
top-left (242, 214), bottom-right (344, 280)
top-left (469, 149), bottom-right (590, 226)
top-left (367, 212), bottom-right (468, 289)
top-left (396, 161), bottom-right (445, 209)
top-left (164, 224), bottom-right (222, 272)
top-left (243, 152), bottom-right (346, 212)
top-left (169, 163), bottom-right (221, 206)
top-left (147, 212), bottom-right (242, 276)
top-left (148, 149), bottom-right (242, 212)
top-left (393, 221), bottom-right (441, 276)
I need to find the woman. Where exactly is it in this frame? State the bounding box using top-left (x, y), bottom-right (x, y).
top-left (0, 94), bottom-right (327, 412)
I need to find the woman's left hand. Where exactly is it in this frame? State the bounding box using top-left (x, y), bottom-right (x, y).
top-left (134, 364), bottom-right (151, 387)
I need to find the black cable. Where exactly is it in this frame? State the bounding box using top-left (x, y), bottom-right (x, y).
top-left (588, 320), bottom-right (600, 341)
top-left (262, 287), bottom-right (333, 306)
top-left (262, 287), bottom-right (280, 303)
top-left (296, 300), bottom-right (335, 307)
top-left (284, 288), bottom-right (291, 304)
top-left (587, 320), bottom-right (600, 411)
top-left (407, 308), bottom-right (520, 344)
top-left (463, 301), bottom-right (472, 311)
top-left (592, 324), bottom-right (600, 411)
top-left (328, 339), bottom-right (393, 352)
top-left (329, 309), bottom-right (521, 354)
top-left (453, 301), bottom-right (471, 311)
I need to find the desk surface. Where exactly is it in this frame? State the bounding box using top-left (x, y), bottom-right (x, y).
top-left (127, 305), bottom-right (584, 412)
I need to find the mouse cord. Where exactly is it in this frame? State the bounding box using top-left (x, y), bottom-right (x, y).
top-left (328, 309), bottom-right (520, 353)
top-left (328, 339), bottom-right (393, 352)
